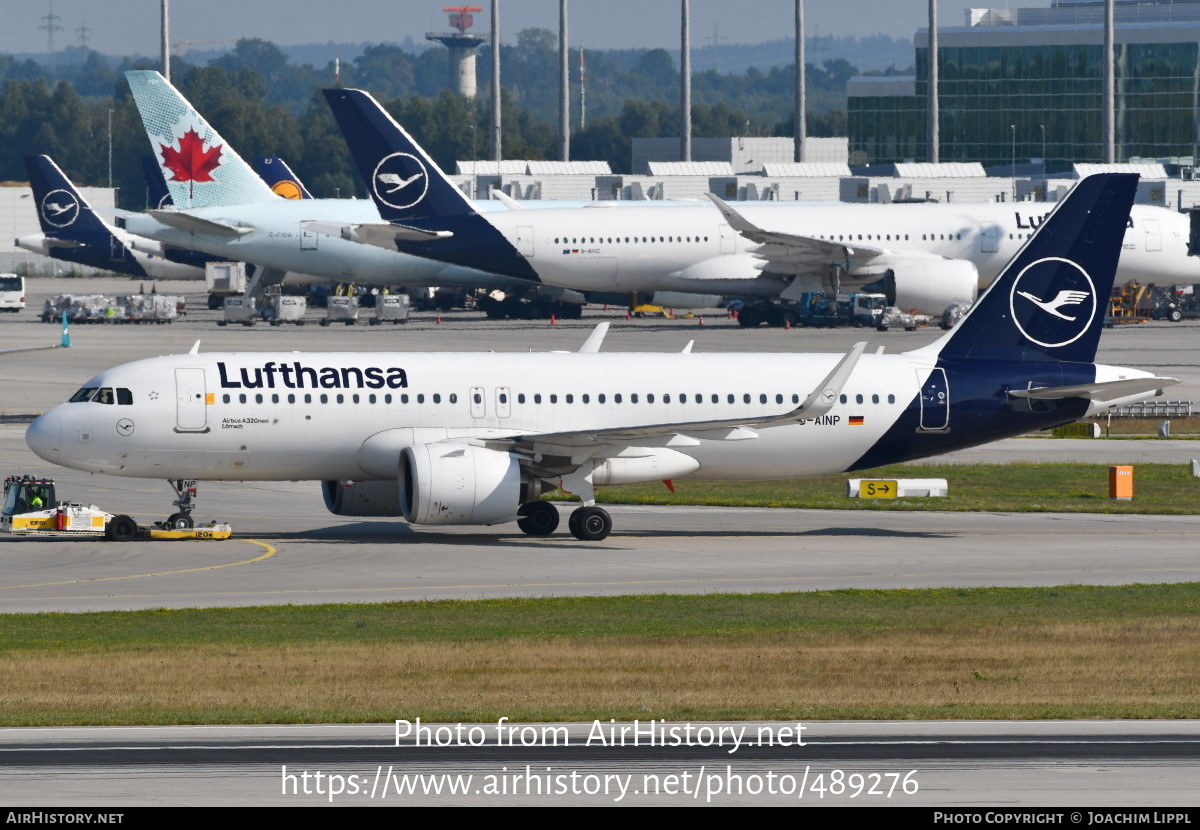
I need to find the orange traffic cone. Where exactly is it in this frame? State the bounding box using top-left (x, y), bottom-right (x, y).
top-left (435, 313), bottom-right (442, 324)
top-left (698, 316), bottom-right (705, 326)
top-left (550, 314), bottom-right (557, 325)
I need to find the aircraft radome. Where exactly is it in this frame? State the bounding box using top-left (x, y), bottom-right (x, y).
top-left (25, 174), bottom-right (1176, 540)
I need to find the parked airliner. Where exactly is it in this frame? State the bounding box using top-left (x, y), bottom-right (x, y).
top-left (16, 155), bottom-right (203, 280)
top-left (25, 175), bottom-right (1175, 540)
top-left (323, 87), bottom-right (1197, 314)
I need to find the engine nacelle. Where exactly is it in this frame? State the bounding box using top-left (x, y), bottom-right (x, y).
top-left (322, 479), bottom-right (404, 516)
top-left (878, 256), bottom-right (979, 314)
top-left (400, 443), bottom-right (522, 525)
top-left (863, 257), bottom-right (980, 315)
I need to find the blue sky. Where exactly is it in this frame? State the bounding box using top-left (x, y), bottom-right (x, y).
top-left (2, 1), bottom-right (1044, 59)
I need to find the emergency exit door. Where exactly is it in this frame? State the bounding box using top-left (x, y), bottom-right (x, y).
top-left (917, 368), bottom-right (949, 432)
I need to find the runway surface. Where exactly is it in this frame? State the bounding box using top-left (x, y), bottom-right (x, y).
top-left (2, 721), bottom-right (1198, 806)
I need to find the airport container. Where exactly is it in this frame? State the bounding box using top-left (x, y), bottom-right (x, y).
top-left (369, 294), bottom-right (410, 325)
top-left (321, 295), bottom-right (359, 326)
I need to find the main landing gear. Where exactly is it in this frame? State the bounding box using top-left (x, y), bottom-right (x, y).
top-left (516, 501), bottom-right (613, 541)
top-left (164, 479), bottom-right (197, 529)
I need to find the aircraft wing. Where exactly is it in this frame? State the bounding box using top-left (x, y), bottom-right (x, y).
top-left (706, 193), bottom-right (932, 274)
top-left (147, 209), bottom-right (252, 237)
top-left (493, 342), bottom-right (866, 451)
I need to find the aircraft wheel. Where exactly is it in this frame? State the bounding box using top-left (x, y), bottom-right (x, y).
top-left (568, 506), bottom-right (611, 541)
top-left (517, 501), bottom-right (559, 536)
top-left (107, 514), bottom-right (138, 543)
top-left (166, 512), bottom-right (194, 530)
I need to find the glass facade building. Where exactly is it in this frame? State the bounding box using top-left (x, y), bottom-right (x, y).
top-left (849, 0), bottom-right (1200, 168)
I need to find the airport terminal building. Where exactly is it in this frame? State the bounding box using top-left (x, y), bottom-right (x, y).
top-left (849, 0), bottom-right (1200, 170)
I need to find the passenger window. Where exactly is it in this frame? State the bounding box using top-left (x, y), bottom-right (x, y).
top-left (304, 394), bottom-right (312, 404)
top-left (839, 394), bottom-right (847, 404)
top-left (351, 394), bottom-right (359, 403)
top-left (222, 394), bottom-right (230, 404)
top-left (272, 394), bottom-right (280, 404)
top-left (336, 394), bottom-right (344, 404)
top-left (727, 394), bottom-right (734, 404)
top-left (289, 394), bottom-right (297, 404)
top-left (256, 394), bottom-right (264, 404)
top-left (872, 394), bottom-right (879, 404)
top-left (792, 394), bottom-right (799, 404)
top-left (432, 393), bottom-right (441, 404)
top-left (385, 394), bottom-right (393, 404)
top-left (449, 393), bottom-right (457, 404)
top-left (630, 393), bottom-right (638, 403)
top-left (647, 394), bottom-right (655, 403)
top-left (320, 394), bottom-right (328, 404)
top-left (760, 394), bottom-right (767, 404)
top-left (239, 394), bottom-right (247, 404)
top-left (888, 394), bottom-right (896, 404)
top-left (663, 394), bottom-right (671, 404)
top-left (534, 394), bottom-right (542, 404)
top-left (500, 392), bottom-right (508, 404)
top-left (401, 394), bottom-right (409, 404)
top-left (743, 394), bottom-right (751, 404)
top-left (550, 394), bottom-right (558, 403)
top-left (368, 394), bottom-right (376, 404)
top-left (614, 393), bottom-right (622, 403)
top-left (518, 393), bottom-right (526, 404)
top-left (473, 392), bottom-right (482, 404)
top-left (417, 394), bottom-right (425, 404)
top-left (855, 394), bottom-right (864, 404)
top-left (117, 388), bottom-right (133, 405)
top-left (597, 393), bottom-right (604, 403)
top-left (566, 394), bottom-right (574, 404)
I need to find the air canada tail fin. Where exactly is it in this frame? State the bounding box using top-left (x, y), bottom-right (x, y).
top-left (125, 69), bottom-right (278, 209)
top-left (253, 157), bottom-right (313, 200)
top-left (322, 87), bottom-right (477, 223)
top-left (26, 155), bottom-right (119, 243)
top-left (931, 173), bottom-right (1138, 365)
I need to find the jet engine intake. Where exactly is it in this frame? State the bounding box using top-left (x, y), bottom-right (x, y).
top-left (399, 443), bottom-right (522, 525)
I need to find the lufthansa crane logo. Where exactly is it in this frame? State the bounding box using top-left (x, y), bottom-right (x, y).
top-left (40, 190), bottom-right (80, 228)
top-left (1008, 257), bottom-right (1097, 349)
top-left (371, 152), bottom-right (428, 211)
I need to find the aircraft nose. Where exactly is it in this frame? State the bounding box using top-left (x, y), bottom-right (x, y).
top-left (25, 409), bottom-right (62, 464)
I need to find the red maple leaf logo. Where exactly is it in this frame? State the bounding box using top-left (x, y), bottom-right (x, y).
top-left (160, 128), bottom-right (222, 183)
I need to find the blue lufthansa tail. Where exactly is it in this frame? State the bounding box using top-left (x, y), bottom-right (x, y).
top-left (141, 155), bottom-right (173, 209)
top-left (321, 87), bottom-right (478, 222)
top-left (25, 155), bottom-right (148, 277)
top-left (253, 157), bottom-right (313, 200)
top-left (934, 173), bottom-right (1138, 365)
top-left (321, 87), bottom-right (539, 282)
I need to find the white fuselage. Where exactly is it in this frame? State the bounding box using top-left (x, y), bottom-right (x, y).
top-left (24, 349), bottom-right (1156, 486)
top-left (28, 350), bottom-right (925, 482)
top-left (475, 201), bottom-right (1194, 294)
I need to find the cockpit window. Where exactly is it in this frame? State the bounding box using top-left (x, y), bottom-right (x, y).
top-left (69, 387), bottom-right (97, 403)
top-left (117, 388), bottom-right (133, 405)
top-left (93, 388), bottom-right (114, 405)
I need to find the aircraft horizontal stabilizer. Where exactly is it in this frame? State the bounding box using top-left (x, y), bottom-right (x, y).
top-left (1009, 377), bottom-right (1179, 402)
top-left (148, 210), bottom-right (251, 237)
top-left (301, 221), bottom-right (453, 249)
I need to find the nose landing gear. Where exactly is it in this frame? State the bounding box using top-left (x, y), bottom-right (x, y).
top-left (165, 479), bottom-right (197, 529)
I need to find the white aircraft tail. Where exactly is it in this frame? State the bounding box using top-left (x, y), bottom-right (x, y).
top-left (125, 70), bottom-right (278, 209)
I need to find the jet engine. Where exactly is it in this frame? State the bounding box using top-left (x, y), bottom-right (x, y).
top-left (399, 443), bottom-right (523, 525)
top-left (867, 257), bottom-right (979, 314)
top-left (321, 479), bottom-right (404, 516)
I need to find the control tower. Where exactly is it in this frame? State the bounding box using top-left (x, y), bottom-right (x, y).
top-left (426, 6), bottom-right (487, 98)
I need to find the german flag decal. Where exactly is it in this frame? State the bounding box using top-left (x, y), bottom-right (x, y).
top-left (849, 415), bottom-right (865, 426)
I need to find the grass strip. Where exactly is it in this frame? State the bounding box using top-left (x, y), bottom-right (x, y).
top-left (2, 585), bottom-right (1199, 724)
top-left (550, 462), bottom-right (1200, 513)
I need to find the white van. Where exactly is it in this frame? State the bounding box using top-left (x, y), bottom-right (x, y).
top-left (0, 275), bottom-right (24, 312)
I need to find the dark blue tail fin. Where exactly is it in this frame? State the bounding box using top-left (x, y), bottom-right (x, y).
top-left (934, 173), bottom-right (1138, 364)
top-left (27, 155), bottom-right (121, 243)
top-left (253, 156), bottom-right (313, 200)
top-left (321, 87), bottom-right (477, 222)
top-left (141, 155), bottom-right (173, 209)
